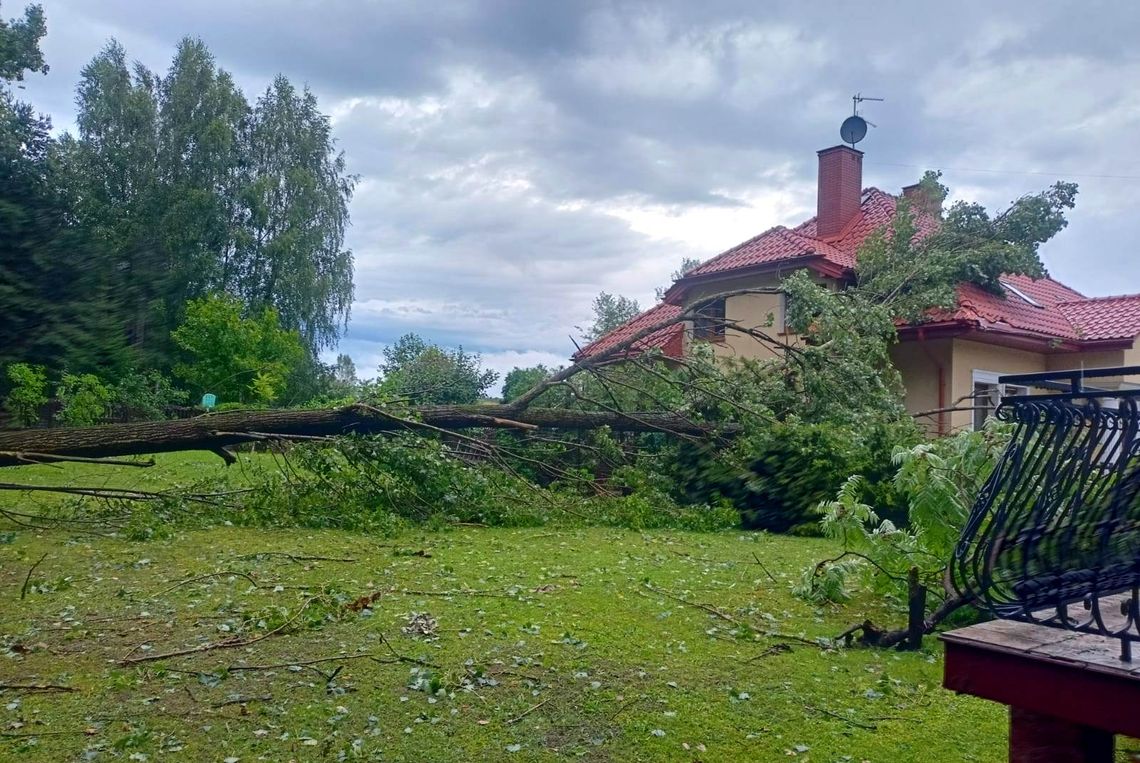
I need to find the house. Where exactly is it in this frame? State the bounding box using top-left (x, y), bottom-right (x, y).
top-left (575, 143), bottom-right (1140, 435)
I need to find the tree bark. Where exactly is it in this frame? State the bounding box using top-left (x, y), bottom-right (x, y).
top-left (0, 404), bottom-right (731, 467)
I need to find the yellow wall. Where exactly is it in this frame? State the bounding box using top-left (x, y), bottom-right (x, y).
top-left (889, 339), bottom-right (953, 436)
top-left (682, 272), bottom-right (784, 361)
top-left (947, 340), bottom-right (1047, 432)
top-left (681, 271), bottom-right (829, 362)
top-left (1046, 350), bottom-right (1126, 372)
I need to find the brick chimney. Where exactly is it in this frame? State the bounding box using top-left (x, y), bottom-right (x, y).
top-left (816, 145), bottom-right (864, 239)
top-left (901, 182), bottom-right (936, 216)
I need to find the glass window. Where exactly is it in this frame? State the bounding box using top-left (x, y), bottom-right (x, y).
top-left (693, 297), bottom-right (726, 341)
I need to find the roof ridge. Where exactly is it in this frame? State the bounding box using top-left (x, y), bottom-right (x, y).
top-left (1057, 291), bottom-right (1140, 306)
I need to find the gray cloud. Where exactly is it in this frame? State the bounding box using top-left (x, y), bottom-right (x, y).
top-left (19, 0), bottom-right (1140, 384)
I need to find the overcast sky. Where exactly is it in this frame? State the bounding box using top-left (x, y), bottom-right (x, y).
top-left (18, 1), bottom-right (1140, 385)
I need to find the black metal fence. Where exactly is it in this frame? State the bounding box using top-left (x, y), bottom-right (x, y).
top-left (952, 366), bottom-right (1140, 660)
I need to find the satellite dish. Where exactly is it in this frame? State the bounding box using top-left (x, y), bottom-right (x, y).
top-left (840, 115), bottom-right (868, 146)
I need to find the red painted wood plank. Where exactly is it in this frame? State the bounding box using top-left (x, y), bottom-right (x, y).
top-left (942, 628), bottom-right (1140, 738)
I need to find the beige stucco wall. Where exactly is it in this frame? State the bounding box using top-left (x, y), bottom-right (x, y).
top-left (946, 339), bottom-right (1048, 432)
top-left (889, 339), bottom-right (954, 436)
top-left (1045, 349), bottom-right (1126, 372)
top-left (681, 271), bottom-right (830, 362)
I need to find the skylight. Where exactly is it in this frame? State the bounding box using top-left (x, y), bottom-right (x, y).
top-left (1000, 280), bottom-right (1043, 308)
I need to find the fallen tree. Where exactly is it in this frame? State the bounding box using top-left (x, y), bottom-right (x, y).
top-left (0, 404), bottom-right (733, 467)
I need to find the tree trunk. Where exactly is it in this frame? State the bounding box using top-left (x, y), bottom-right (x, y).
top-left (0, 404), bottom-right (731, 467)
top-left (905, 566), bottom-right (928, 651)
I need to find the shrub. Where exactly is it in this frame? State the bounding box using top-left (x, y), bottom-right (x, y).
top-left (795, 422), bottom-right (1012, 605)
top-left (57, 373), bottom-right (113, 426)
top-left (4, 363), bottom-right (48, 427)
top-left (674, 419), bottom-right (918, 533)
top-left (113, 370), bottom-right (185, 420)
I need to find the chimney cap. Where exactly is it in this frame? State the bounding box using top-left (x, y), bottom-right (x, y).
top-left (817, 144), bottom-right (864, 157)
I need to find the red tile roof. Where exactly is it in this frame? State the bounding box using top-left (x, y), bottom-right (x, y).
top-left (1058, 293), bottom-right (1140, 340)
top-left (946, 274), bottom-right (1086, 340)
top-left (579, 188), bottom-right (1140, 359)
top-left (573, 302), bottom-right (684, 361)
top-left (684, 189), bottom-right (932, 279)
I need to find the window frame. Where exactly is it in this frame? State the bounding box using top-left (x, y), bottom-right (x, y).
top-left (971, 369), bottom-right (1029, 430)
top-left (692, 297), bottom-right (727, 343)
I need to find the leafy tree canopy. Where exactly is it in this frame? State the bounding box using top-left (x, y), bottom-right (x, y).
top-left (0, 2), bottom-right (46, 82)
top-left (379, 333), bottom-right (498, 405)
top-left (171, 294), bottom-right (304, 405)
top-left (501, 365), bottom-right (552, 403)
top-left (584, 292), bottom-right (641, 342)
top-left (855, 171), bottom-right (1078, 322)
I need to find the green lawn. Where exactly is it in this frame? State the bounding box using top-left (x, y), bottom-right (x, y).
top-left (0, 454), bottom-right (1081, 760)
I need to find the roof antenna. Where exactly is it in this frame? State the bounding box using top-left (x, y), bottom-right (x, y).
top-left (840, 93), bottom-right (883, 148)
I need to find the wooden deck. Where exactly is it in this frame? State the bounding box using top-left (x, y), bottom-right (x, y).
top-left (942, 618), bottom-right (1140, 761)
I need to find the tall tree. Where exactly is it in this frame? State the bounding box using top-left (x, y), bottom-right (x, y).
top-left (69, 41), bottom-right (163, 363)
top-left (0, 4), bottom-right (128, 376)
top-left (379, 333), bottom-right (498, 405)
top-left (584, 292), bottom-right (641, 342)
top-left (239, 75), bottom-right (355, 352)
top-left (155, 38), bottom-right (249, 323)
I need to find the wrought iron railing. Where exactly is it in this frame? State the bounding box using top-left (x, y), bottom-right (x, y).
top-left (951, 366), bottom-right (1140, 660)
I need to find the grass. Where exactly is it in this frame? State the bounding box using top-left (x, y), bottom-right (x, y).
top-left (0, 453), bottom-right (1094, 761)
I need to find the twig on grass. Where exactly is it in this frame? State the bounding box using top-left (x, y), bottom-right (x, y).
top-left (20, 553), bottom-right (48, 600)
top-left (506, 696), bottom-right (553, 724)
top-left (640, 582), bottom-right (739, 625)
top-left (640, 582), bottom-right (828, 649)
top-left (746, 643), bottom-right (793, 662)
top-left (152, 570), bottom-right (304, 598)
top-left (0, 729), bottom-right (93, 740)
top-left (228, 653), bottom-right (377, 673)
top-left (805, 704), bottom-right (878, 730)
top-left (236, 552), bottom-right (357, 563)
top-left (212, 694), bottom-right (273, 708)
top-left (369, 633), bottom-right (440, 669)
top-left (119, 597), bottom-right (318, 665)
top-left (751, 552), bottom-right (778, 583)
top-left (0, 682), bottom-right (76, 693)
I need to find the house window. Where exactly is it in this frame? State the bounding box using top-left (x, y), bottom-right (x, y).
top-left (972, 370), bottom-right (1028, 430)
top-left (693, 297), bottom-right (726, 342)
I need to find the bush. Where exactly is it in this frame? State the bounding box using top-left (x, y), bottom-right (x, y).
top-left (57, 373), bottom-right (113, 426)
top-left (674, 419), bottom-right (917, 533)
top-left (113, 370), bottom-right (185, 420)
top-left (4, 363), bottom-right (48, 427)
top-left (795, 422), bottom-right (1011, 605)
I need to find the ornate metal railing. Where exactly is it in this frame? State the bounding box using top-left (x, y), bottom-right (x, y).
top-left (951, 366), bottom-right (1140, 660)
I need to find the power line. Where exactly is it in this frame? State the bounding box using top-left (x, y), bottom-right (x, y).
top-left (876, 161), bottom-right (1140, 182)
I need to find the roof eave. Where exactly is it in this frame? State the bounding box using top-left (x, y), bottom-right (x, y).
top-left (664, 255), bottom-right (847, 304)
top-left (898, 320), bottom-right (1135, 353)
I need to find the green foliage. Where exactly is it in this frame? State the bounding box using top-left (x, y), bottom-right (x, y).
top-left (584, 292), bottom-right (641, 342)
top-left (245, 434), bottom-right (539, 531)
top-left (4, 362), bottom-right (47, 426)
top-left (172, 293), bottom-right (304, 405)
top-left (112, 370), bottom-right (184, 420)
top-left (856, 174), bottom-right (1078, 321)
top-left (796, 423), bottom-right (1012, 606)
top-left (57, 372), bottom-right (112, 426)
top-left (678, 418), bottom-right (916, 534)
top-left (379, 333), bottom-right (498, 405)
top-left (239, 75), bottom-right (355, 351)
top-left (501, 365), bottom-right (550, 403)
top-left (0, 3), bottom-right (47, 82)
